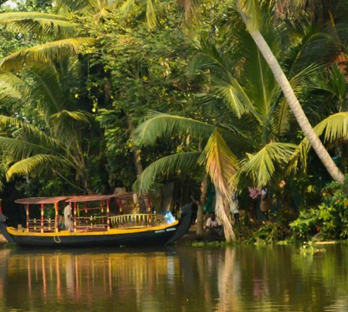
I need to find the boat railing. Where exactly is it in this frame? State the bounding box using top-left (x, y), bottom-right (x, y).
top-left (110, 214), bottom-right (165, 228)
top-left (28, 218), bottom-right (56, 232)
top-left (76, 215), bottom-right (108, 230)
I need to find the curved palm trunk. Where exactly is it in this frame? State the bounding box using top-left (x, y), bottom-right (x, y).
top-left (215, 189), bottom-right (236, 242)
top-left (237, 4), bottom-right (345, 184)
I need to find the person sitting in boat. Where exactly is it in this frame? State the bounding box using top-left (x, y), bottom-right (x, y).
top-left (205, 213), bottom-right (223, 239)
top-left (64, 204), bottom-right (73, 231)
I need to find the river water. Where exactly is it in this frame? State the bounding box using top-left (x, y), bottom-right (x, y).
top-left (0, 245), bottom-right (348, 312)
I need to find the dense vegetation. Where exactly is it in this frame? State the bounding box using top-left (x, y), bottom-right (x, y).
top-left (0, 0), bottom-right (348, 242)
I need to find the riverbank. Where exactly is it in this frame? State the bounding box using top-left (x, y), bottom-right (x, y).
top-left (179, 221), bottom-right (348, 248)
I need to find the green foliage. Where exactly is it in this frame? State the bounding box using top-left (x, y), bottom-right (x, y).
top-left (0, 60), bottom-right (108, 194)
top-left (250, 222), bottom-right (289, 245)
top-left (0, 0), bottom-right (348, 222)
top-left (0, 12), bottom-right (78, 37)
top-left (133, 113), bottom-right (215, 147)
top-left (290, 179), bottom-right (348, 240)
top-left (289, 208), bottom-right (319, 239)
top-left (0, 37), bottom-right (94, 71)
top-left (238, 142), bottom-right (297, 187)
top-left (86, 1), bottom-right (201, 188)
top-left (135, 151), bottom-right (201, 194)
top-left (299, 241), bottom-right (326, 255)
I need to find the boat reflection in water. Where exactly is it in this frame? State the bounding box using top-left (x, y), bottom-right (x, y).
top-left (1, 245), bottom-right (348, 312)
top-left (1, 249), bottom-right (185, 312)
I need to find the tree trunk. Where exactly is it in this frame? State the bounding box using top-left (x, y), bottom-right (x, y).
top-left (237, 3), bottom-right (345, 184)
top-left (126, 113), bottom-right (143, 176)
top-left (161, 182), bottom-right (175, 211)
top-left (215, 189), bottom-right (236, 242)
top-left (195, 174), bottom-right (208, 237)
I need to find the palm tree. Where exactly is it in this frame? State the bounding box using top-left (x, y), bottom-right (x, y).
top-left (0, 0), bottom-right (175, 70)
top-left (133, 114), bottom-right (240, 241)
top-left (0, 11), bottom-right (94, 70)
top-left (132, 3), bottom-right (348, 240)
top-left (0, 62), bottom-right (97, 193)
top-left (132, 16), bottom-right (319, 240)
top-left (235, 0), bottom-right (345, 183)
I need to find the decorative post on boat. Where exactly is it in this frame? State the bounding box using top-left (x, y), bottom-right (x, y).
top-left (73, 202), bottom-right (77, 233)
top-left (106, 199), bottom-right (110, 231)
top-left (55, 202), bottom-right (59, 233)
top-left (26, 204), bottom-right (30, 232)
top-left (147, 196), bottom-right (152, 210)
top-left (118, 199), bottom-right (123, 214)
top-left (147, 196), bottom-right (152, 226)
top-left (101, 200), bottom-right (104, 228)
top-left (40, 203), bottom-right (44, 233)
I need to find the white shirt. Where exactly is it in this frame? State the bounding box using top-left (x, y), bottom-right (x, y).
top-left (206, 217), bottom-right (221, 228)
top-left (64, 205), bottom-right (73, 230)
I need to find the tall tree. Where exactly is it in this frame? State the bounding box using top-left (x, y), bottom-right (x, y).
top-left (0, 63), bottom-right (105, 193)
top-left (235, 0), bottom-right (345, 183)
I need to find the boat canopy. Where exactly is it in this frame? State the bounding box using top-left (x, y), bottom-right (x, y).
top-left (66, 195), bottom-right (118, 203)
top-left (15, 197), bottom-right (69, 205)
top-left (13, 193), bottom-right (153, 234)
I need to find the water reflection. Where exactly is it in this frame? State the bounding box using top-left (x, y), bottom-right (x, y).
top-left (1, 245), bottom-right (348, 311)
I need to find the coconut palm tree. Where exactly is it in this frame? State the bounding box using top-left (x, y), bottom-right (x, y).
top-left (0, 0), bottom-right (174, 70)
top-left (132, 2), bottom-right (348, 240)
top-left (235, 0), bottom-right (345, 183)
top-left (0, 61), bottom-right (98, 193)
top-left (0, 11), bottom-right (93, 70)
top-left (0, 0), bottom-right (128, 70)
top-left (132, 15), bottom-right (324, 240)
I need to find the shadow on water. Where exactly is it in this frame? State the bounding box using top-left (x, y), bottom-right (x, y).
top-left (1, 245), bottom-right (348, 312)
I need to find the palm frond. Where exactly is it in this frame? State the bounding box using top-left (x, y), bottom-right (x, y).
top-left (0, 115), bottom-right (64, 151)
top-left (0, 38), bottom-right (95, 71)
top-left (310, 65), bottom-right (347, 102)
top-left (274, 98), bottom-right (292, 135)
top-left (237, 0), bottom-right (261, 31)
top-left (272, 65), bottom-right (320, 135)
top-left (214, 79), bottom-right (255, 118)
top-left (55, 0), bottom-right (99, 12)
top-left (132, 112), bottom-right (215, 146)
top-left (320, 112), bottom-right (348, 143)
top-left (288, 113), bottom-right (348, 173)
top-left (0, 136), bottom-right (58, 161)
top-left (238, 142), bottom-right (297, 187)
top-left (24, 66), bottom-right (65, 116)
top-left (199, 129), bottom-right (238, 199)
top-left (146, 0), bottom-right (157, 30)
top-left (50, 110), bottom-right (92, 123)
top-left (0, 72), bottom-right (25, 106)
top-left (188, 39), bottom-right (231, 81)
top-left (135, 152), bottom-right (201, 194)
top-left (6, 154), bottom-right (71, 180)
top-left (300, 112), bottom-right (348, 153)
top-left (120, 0), bottom-right (136, 15)
top-left (0, 12), bottom-right (78, 37)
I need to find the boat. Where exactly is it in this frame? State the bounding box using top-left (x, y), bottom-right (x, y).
top-left (0, 194), bottom-right (194, 247)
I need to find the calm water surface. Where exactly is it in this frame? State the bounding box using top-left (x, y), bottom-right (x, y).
top-left (0, 245), bottom-right (348, 312)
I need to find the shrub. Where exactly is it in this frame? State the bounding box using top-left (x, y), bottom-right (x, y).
top-left (290, 180), bottom-right (348, 240)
